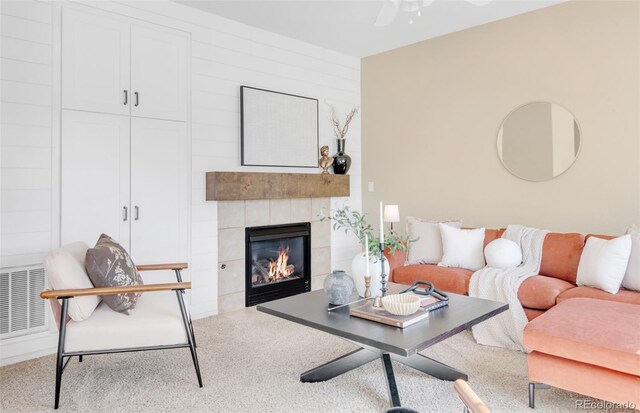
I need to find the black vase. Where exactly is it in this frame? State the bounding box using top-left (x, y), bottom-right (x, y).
top-left (332, 139), bottom-right (351, 175)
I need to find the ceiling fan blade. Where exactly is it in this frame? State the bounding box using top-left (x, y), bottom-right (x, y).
top-left (375, 0), bottom-right (401, 27)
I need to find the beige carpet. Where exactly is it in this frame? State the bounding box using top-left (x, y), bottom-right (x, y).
top-left (0, 308), bottom-right (612, 413)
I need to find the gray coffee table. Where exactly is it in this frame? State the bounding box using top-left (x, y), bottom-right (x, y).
top-left (257, 283), bottom-right (508, 408)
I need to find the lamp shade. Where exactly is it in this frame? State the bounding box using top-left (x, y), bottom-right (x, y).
top-left (383, 205), bottom-right (400, 223)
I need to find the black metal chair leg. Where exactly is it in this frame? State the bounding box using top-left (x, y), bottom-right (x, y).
top-left (78, 355), bottom-right (83, 363)
top-left (176, 289), bottom-right (203, 387)
top-left (175, 269), bottom-right (197, 348)
top-left (54, 298), bottom-right (69, 409)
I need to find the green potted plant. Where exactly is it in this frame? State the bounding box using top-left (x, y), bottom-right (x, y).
top-left (320, 205), bottom-right (414, 297)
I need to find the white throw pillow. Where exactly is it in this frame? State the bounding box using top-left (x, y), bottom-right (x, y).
top-left (484, 238), bottom-right (522, 268)
top-left (621, 225), bottom-right (640, 291)
top-left (44, 242), bottom-right (101, 321)
top-left (438, 224), bottom-right (486, 271)
top-left (406, 217), bottom-right (462, 265)
top-left (577, 235), bottom-right (632, 294)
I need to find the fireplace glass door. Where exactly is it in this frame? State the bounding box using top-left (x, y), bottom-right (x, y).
top-left (245, 223), bottom-right (310, 306)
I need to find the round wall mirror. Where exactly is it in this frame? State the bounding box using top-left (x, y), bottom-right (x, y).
top-left (497, 102), bottom-right (581, 181)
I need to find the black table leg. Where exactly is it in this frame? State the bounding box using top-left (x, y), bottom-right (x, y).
top-left (391, 353), bottom-right (467, 382)
top-left (300, 348), bottom-right (380, 383)
top-left (382, 354), bottom-right (401, 408)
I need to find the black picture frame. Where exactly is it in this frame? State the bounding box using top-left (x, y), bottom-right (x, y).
top-left (240, 86), bottom-right (319, 168)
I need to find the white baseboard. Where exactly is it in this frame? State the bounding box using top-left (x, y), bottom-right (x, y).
top-left (191, 306), bottom-right (218, 320)
top-left (0, 332), bottom-right (58, 367)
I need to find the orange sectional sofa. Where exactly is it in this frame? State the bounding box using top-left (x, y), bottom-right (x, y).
top-left (390, 228), bottom-right (640, 408)
top-left (524, 298), bottom-right (640, 408)
top-left (390, 229), bottom-right (640, 319)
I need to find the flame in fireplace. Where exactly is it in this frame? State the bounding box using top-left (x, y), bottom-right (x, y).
top-left (268, 246), bottom-right (295, 281)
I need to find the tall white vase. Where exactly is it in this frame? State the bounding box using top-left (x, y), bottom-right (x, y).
top-left (351, 252), bottom-right (391, 298)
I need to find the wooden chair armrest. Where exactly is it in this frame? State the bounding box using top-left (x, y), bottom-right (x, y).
top-left (136, 263), bottom-right (188, 272)
top-left (40, 282), bottom-right (190, 299)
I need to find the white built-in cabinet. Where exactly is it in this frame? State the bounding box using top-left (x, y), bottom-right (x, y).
top-left (61, 111), bottom-right (131, 250)
top-left (62, 7), bottom-right (188, 122)
top-left (60, 6), bottom-right (189, 265)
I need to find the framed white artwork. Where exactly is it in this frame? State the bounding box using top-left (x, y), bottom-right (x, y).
top-left (241, 86), bottom-right (319, 168)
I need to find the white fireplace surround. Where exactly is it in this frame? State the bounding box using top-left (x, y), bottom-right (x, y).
top-left (217, 198), bottom-right (332, 313)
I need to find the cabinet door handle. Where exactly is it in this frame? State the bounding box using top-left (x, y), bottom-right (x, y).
top-left (123, 90), bottom-right (128, 105)
top-left (134, 92), bottom-right (139, 107)
top-left (134, 205), bottom-right (139, 221)
top-left (123, 206), bottom-right (128, 221)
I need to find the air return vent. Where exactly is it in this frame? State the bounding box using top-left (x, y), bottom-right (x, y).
top-left (0, 266), bottom-right (48, 339)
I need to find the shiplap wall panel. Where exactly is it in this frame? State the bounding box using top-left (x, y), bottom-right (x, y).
top-left (1, 0), bottom-right (360, 323)
top-left (1, 15), bottom-right (52, 44)
top-left (0, 0), bottom-right (51, 24)
top-left (0, 0), bottom-right (53, 268)
top-left (0, 58), bottom-right (51, 85)
top-left (1, 102), bottom-right (51, 127)
top-left (1, 146), bottom-right (51, 169)
top-left (1, 80), bottom-right (52, 106)
top-left (1, 124), bottom-right (51, 147)
top-left (1, 190), bottom-right (50, 212)
top-left (1, 36), bottom-right (52, 65)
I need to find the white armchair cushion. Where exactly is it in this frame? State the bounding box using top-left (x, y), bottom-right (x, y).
top-left (44, 242), bottom-right (101, 322)
top-left (64, 290), bottom-right (187, 352)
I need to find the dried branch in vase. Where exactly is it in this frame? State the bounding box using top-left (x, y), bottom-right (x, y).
top-left (330, 105), bottom-right (360, 140)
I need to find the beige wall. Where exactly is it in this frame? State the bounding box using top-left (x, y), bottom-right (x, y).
top-left (362, 0), bottom-right (640, 235)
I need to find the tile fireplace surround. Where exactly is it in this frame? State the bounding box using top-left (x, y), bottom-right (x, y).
top-left (217, 198), bottom-right (332, 313)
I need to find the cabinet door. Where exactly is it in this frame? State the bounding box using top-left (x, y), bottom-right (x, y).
top-left (62, 8), bottom-right (130, 115)
top-left (130, 24), bottom-right (188, 122)
top-left (130, 118), bottom-right (188, 265)
top-left (61, 111), bottom-right (130, 249)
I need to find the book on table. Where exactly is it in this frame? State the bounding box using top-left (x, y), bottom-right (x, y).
top-left (403, 291), bottom-right (449, 312)
top-left (349, 293), bottom-right (448, 328)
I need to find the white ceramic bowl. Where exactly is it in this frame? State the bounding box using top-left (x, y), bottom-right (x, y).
top-left (381, 294), bottom-right (421, 316)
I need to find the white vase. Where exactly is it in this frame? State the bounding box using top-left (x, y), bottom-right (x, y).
top-left (351, 252), bottom-right (391, 298)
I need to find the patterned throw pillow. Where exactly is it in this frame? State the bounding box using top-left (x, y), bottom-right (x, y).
top-left (85, 234), bottom-right (144, 314)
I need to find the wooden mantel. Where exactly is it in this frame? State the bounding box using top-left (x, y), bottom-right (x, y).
top-left (206, 172), bottom-right (350, 201)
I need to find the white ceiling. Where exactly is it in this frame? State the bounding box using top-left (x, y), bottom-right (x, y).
top-left (175, 0), bottom-right (565, 58)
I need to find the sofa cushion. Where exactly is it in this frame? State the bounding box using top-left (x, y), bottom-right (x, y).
top-left (523, 298), bottom-right (640, 376)
top-left (485, 238), bottom-right (522, 268)
top-left (623, 225), bottom-right (640, 292)
top-left (64, 290), bottom-right (187, 352)
top-left (518, 275), bottom-right (575, 310)
top-left (556, 286), bottom-right (640, 306)
top-left (523, 308), bottom-right (545, 321)
top-left (539, 233), bottom-right (585, 284)
top-left (406, 217), bottom-right (462, 265)
top-left (393, 264), bottom-right (472, 295)
top-left (439, 225), bottom-right (486, 271)
top-left (43, 242), bottom-right (101, 322)
top-left (483, 228), bottom-right (505, 247)
top-left (590, 230), bottom-right (640, 292)
top-left (576, 235), bottom-right (631, 294)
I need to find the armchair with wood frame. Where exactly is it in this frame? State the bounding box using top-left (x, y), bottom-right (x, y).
top-left (40, 243), bottom-right (202, 409)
